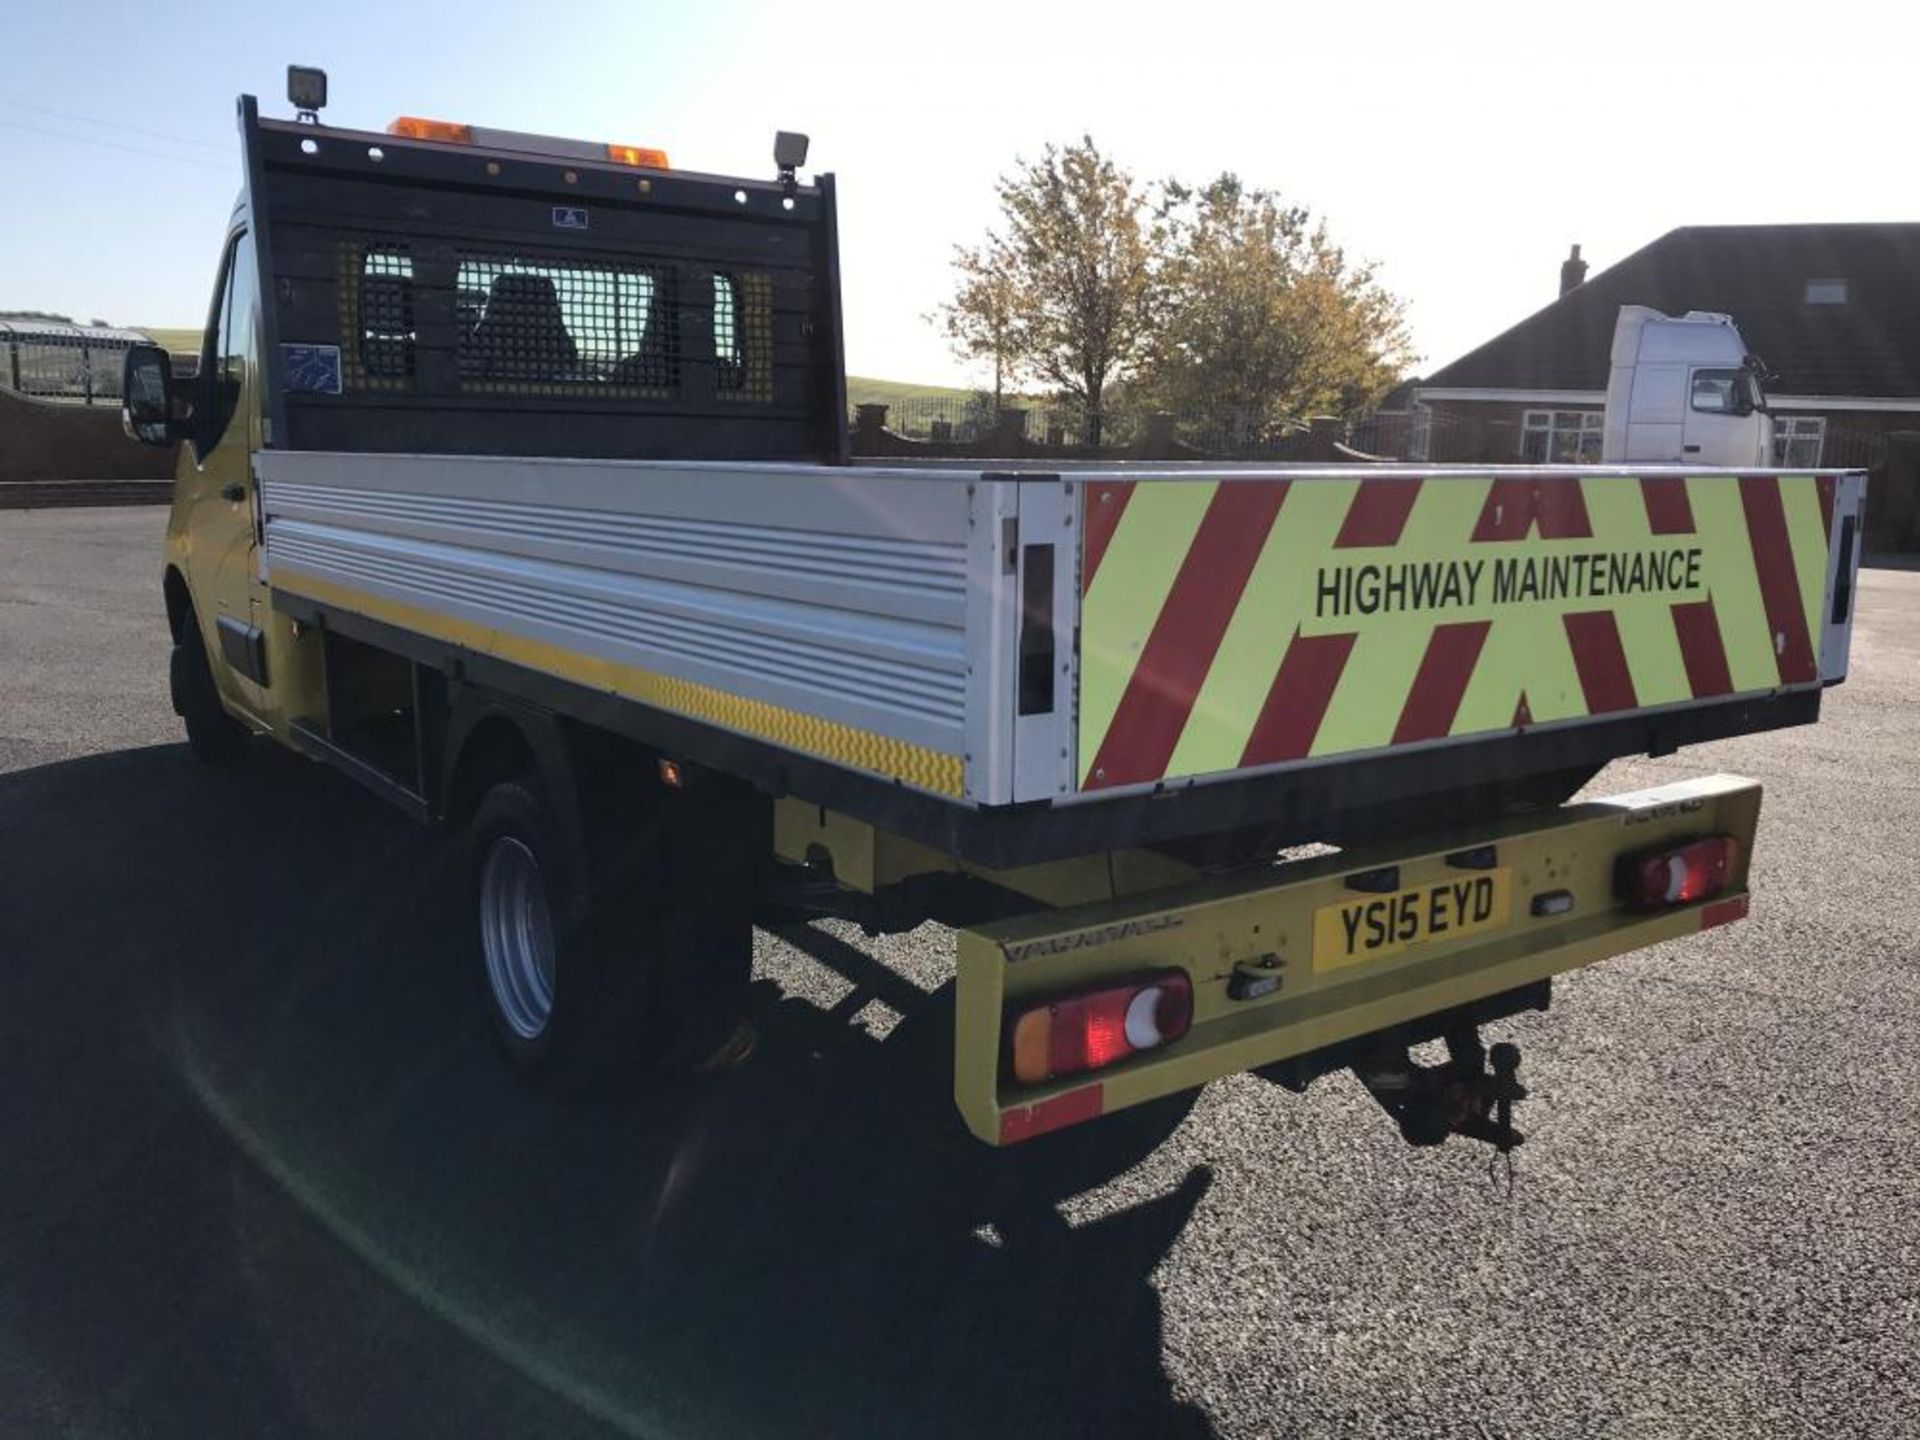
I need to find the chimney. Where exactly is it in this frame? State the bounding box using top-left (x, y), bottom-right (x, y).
top-left (1560, 243), bottom-right (1588, 297)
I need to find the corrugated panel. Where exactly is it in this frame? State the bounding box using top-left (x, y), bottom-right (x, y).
top-left (258, 453), bottom-right (975, 772)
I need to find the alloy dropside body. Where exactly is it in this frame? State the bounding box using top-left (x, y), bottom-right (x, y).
top-left (126, 77), bottom-right (1866, 1147)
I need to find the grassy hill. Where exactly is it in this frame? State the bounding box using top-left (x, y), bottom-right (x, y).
top-left (845, 375), bottom-right (977, 407)
top-left (138, 327), bottom-right (203, 354)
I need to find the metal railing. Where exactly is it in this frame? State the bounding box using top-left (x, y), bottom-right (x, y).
top-left (0, 323), bottom-right (150, 405)
top-left (852, 394), bottom-right (1439, 462)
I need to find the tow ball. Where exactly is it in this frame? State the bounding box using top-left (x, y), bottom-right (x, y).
top-left (1353, 1030), bottom-right (1528, 1154)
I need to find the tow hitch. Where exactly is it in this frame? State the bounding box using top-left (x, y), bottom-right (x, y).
top-left (1355, 1030), bottom-right (1527, 1153)
top-left (1249, 982), bottom-right (1547, 1156)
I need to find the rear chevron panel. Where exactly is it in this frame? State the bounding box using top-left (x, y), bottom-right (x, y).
top-left (1077, 471), bottom-right (1840, 792)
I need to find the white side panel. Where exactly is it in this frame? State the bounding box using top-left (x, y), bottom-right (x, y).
top-left (1010, 478), bottom-right (1078, 803)
top-left (257, 451), bottom-right (979, 780)
top-left (964, 477), bottom-right (1021, 805)
top-left (1819, 471), bottom-right (1868, 683)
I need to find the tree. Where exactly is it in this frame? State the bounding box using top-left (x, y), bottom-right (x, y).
top-left (943, 138), bottom-right (1155, 444)
top-left (1144, 176), bottom-right (1413, 438)
top-left (938, 248), bottom-right (1022, 408)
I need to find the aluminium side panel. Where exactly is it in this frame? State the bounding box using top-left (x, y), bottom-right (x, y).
top-left (962, 475), bottom-right (1020, 806)
top-left (256, 451), bottom-right (981, 798)
top-left (1817, 471), bottom-right (1867, 683)
top-left (1008, 477), bottom-right (1078, 803)
top-left (957, 474), bottom-right (1083, 806)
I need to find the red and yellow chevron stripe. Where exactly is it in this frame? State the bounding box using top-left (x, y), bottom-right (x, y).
top-left (1077, 471), bottom-right (1836, 791)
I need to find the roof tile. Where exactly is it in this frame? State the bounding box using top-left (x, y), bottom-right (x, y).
top-left (1424, 224), bottom-right (1920, 398)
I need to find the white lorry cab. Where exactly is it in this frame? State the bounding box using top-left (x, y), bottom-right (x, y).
top-left (1602, 306), bottom-right (1774, 468)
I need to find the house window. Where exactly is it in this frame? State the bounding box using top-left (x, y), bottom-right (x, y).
top-left (1772, 415), bottom-right (1826, 467)
top-left (1520, 409), bottom-right (1604, 463)
top-left (1804, 278), bottom-right (1848, 305)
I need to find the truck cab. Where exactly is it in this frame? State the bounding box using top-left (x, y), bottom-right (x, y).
top-left (1601, 306), bottom-right (1772, 468)
top-left (156, 202), bottom-right (326, 755)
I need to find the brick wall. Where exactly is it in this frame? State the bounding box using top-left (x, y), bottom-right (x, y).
top-left (0, 387), bottom-right (178, 484)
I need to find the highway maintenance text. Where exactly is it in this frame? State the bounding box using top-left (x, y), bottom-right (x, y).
top-left (1314, 546), bottom-right (1705, 620)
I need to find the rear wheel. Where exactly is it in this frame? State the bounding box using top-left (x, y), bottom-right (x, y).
top-left (170, 610), bottom-right (246, 763)
top-left (466, 762), bottom-right (763, 1079)
top-left (478, 833), bottom-right (561, 1047)
top-left (469, 777), bottom-right (644, 1075)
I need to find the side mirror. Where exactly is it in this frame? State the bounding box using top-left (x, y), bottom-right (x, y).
top-left (121, 344), bottom-right (179, 446)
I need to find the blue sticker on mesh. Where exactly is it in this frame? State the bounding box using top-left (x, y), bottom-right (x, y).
top-left (282, 343), bottom-right (342, 395)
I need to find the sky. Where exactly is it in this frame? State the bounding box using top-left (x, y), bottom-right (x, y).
top-left (3, 0), bottom-right (1915, 387)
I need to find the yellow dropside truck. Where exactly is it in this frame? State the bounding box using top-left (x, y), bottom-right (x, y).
top-left (123, 79), bottom-right (1866, 1149)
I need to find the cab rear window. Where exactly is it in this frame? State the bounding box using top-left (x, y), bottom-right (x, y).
top-left (336, 242), bottom-right (776, 404)
top-left (455, 253), bottom-right (678, 396)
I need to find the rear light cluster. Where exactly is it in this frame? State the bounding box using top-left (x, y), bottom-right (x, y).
top-left (1010, 970), bottom-right (1192, 1085)
top-left (1615, 835), bottom-right (1741, 909)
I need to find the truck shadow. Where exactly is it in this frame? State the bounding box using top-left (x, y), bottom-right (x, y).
top-left (0, 742), bottom-right (1220, 1439)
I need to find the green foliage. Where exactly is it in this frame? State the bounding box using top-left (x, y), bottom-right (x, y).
top-left (941, 138), bottom-right (1155, 440)
top-left (1146, 175), bottom-right (1413, 431)
top-left (937, 250), bottom-right (1022, 406)
top-left (939, 146), bottom-right (1414, 438)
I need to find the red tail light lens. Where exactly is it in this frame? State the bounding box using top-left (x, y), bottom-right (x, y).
top-left (1010, 971), bottom-right (1193, 1085)
top-left (1616, 835), bottom-right (1741, 909)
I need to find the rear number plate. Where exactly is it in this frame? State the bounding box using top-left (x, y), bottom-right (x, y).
top-left (1313, 869), bottom-right (1512, 971)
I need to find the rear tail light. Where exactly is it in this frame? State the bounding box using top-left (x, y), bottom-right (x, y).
top-left (1615, 835), bottom-right (1740, 909)
top-left (1010, 971), bottom-right (1192, 1085)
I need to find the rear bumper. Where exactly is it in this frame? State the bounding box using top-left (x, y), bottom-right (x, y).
top-left (954, 772), bottom-right (1762, 1145)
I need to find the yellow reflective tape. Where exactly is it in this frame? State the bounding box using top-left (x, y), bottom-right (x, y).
top-left (1779, 475), bottom-right (1832, 653)
top-left (1077, 470), bottom-right (1823, 791)
top-left (1576, 475), bottom-right (1689, 706)
top-left (1309, 476), bottom-right (1493, 754)
top-left (1453, 593), bottom-right (1586, 729)
top-left (1077, 481), bottom-right (1215, 784)
top-left (272, 568), bottom-right (966, 796)
top-left (1686, 476), bottom-right (1777, 690)
top-left (1164, 478), bottom-right (1358, 779)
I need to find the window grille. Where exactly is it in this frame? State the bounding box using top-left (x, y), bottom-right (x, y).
top-left (713, 270), bottom-right (773, 402)
top-left (339, 243), bottom-right (416, 391)
top-left (457, 251), bottom-right (677, 397)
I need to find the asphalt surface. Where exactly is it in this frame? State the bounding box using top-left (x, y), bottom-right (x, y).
top-left (2, 506), bottom-right (1916, 1440)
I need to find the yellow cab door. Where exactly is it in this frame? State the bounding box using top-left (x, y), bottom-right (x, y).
top-left (181, 227), bottom-right (275, 727)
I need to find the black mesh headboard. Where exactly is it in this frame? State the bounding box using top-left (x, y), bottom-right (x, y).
top-left (243, 101), bottom-right (848, 462)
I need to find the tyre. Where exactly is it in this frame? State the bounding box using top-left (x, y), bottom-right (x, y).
top-left (468, 777), bottom-right (648, 1076)
top-left (170, 610), bottom-right (247, 763)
